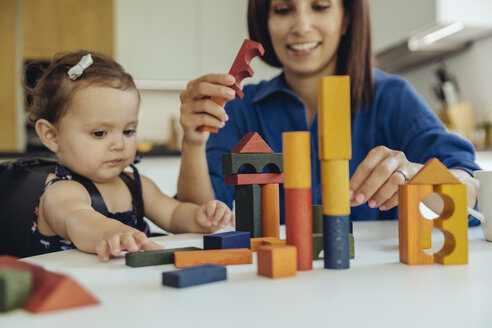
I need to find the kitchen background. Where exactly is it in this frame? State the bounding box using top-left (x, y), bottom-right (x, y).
top-left (2, 0), bottom-right (492, 156)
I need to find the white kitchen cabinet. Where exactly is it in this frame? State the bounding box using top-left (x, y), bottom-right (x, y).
top-left (115, 0), bottom-right (279, 81)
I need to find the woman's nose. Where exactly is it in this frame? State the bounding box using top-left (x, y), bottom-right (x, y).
top-left (291, 8), bottom-right (311, 35)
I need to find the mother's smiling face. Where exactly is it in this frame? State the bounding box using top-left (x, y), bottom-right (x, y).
top-left (267, 0), bottom-right (348, 78)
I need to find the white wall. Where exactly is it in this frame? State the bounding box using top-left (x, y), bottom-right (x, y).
top-left (399, 35), bottom-right (492, 123)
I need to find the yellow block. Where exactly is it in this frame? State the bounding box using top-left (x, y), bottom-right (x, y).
top-left (317, 76), bottom-right (351, 160)
top-left (321, 159), bottom-right (350, 215)
top-left (433, 184), bottom-right (468, 265)
top-left (283, 132), bottom-right (311, 188)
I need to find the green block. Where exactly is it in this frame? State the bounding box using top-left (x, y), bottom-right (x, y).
top-left (350, 233), bottom-right (355, 259)
top-left (222, 153), bottom-right (283, 175)
top-left (125, 247), bottom-right (201, 267)
top-left (312, 205), bottom-right (323, 233)
top-left (313, 233), bottom-right (323, 260)
top-left (235, 184), bottom-right (262, 238)
top-left (0, 269), bottom-right (32, 312)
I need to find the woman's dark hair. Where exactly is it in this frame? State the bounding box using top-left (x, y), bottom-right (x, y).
top-left (23, 50), bottom-right (138, 126)
top-left (248, 0), bottom-right (374, 112)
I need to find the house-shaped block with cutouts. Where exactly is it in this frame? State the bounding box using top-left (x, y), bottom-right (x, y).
top-left (398, 158), bottom-right (468, 265)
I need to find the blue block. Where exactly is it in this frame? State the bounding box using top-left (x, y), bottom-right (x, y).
top-left (162, 265), bottom-right (227, 288)
top-left (203, 231), bottom-right (251, 250)
top-left (323, 215), bottom-right (350, 269)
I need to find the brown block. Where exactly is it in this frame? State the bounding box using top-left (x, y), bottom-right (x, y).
top-left (225, 173), bottom-right (283, 185)
top-left (398, 185), bottom-right (434, 265)
top-left (230, 132), bottom-right (273, 153)
top-left (262, 183), bottom-right (280, 238)
top-left (257, 245), bottom-right (297, 279)
top-left (174, 249), bottom-right (252, 268)
top-left (317, 76), bottom-right (351, 160)
top-left (285, 188), bottom-right (313, 271)
top-left (250, 237), bottom-right (280, 252)
top-left (263, 239), bottom-right (286, 246)
top-left (0, 256), bottom-right (99, 313)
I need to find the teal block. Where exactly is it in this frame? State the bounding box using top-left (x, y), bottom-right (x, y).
top-left (235, 184), bottom-right (262, 238)
top-left (0, 269), bottom-right (32, 312)
top-left (126, 247), bottom-right (201, 267)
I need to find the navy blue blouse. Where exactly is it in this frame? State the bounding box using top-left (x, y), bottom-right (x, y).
top-left (206, 70), bottom-right (480, 225)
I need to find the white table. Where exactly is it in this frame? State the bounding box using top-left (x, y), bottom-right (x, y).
top-left (1, 221), bottom-right (492, 328)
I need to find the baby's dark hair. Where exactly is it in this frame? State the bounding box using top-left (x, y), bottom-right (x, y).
top-left (23, 50), bottom-right (138, 126)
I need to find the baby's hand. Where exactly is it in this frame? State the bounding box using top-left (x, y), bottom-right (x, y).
top-left (196, 200), bottom-right (235, 231)
top-left (96, 230), bottom-right (163, 262)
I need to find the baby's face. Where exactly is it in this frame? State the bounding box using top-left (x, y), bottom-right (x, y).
top-left (55, 85), bottom-right (139, 183)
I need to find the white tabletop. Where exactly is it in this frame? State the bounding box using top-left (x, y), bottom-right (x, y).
top-left (1, 221), bottom-right (492, 328)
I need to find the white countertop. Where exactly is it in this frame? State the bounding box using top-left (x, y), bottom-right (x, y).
top-left (1, 221), bottom-right (491, 328)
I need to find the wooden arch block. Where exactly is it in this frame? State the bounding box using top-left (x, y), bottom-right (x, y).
top-left (398, 184), bottom-right (435, 265)
top-left (434, 184), bottom-right (468, 265)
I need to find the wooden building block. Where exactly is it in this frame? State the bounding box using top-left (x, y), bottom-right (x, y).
top-left (317, 76), bottom-right (351, 160)
top-left (231, 132), bottom-right (273, 153)
top-left (398, 184), bottom-right (435, 265)
top-left (408, 158), bottom-right (460, 185)
top-left (261, 183), bottom-right (280, 238)
top-left (203, 231), bottom-right (251, 250)
top-left (222, 153), bottom-right (283, 175)
top-left (250, 237), bottom-right (280, 252)
top-left (198, 40), bottom-right (264, 132)
top-left (262, 239), bottom-right (286, 246)
top-left (174, 249), bottom-right (252, 268)
top-left (0, 256), bottom-right (99, 313)
top-left (235, 184), bottom-right (262, 238)
top-left (225, 173), bottom-right (284, 185)
top-left (228, 39), bottom-right (265, 98)
top-left (321, 159), bottom-right (350, 216)
top-left (285, 188), bottom-right (313, 271)
top-left (0, 269), bottom-right (32, 312)
top-left (434, 184), bottom-right (468, 265)
top-left (125, 247), bottom-right (201, 267)
top-left (282, 132), bottom-right (311, 189)
top-left (313, 233), bottom-right (323, 260)
top-left (349, 233), bottom-right (355, 259)
top-left (162, 264), bottom-right (227, 288)
top-left (312, 205), bottom-right (323, 234)
top-left (257, 245), bottom-right (297, 279)
top-left (323, 215), bottom-right (350, 269)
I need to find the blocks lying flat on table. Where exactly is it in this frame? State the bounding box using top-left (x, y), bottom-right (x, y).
top-left (257, 245), bottom-right (297, 279)
top-left (126, 247), bottom-right (201, 267)
top-left (162, 265), bottom-right (227, 288)
top-left (204, 231), bottom-right (251, 250)
top-left (0, 269), bottom-right (32, 312)
top-left (174, 249), bottom-right (253, 268)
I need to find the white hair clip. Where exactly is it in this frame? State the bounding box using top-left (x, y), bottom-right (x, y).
top-left (67, 54), bottom-right (93, 80)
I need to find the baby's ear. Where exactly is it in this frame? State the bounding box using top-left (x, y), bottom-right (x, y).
top-left (35, 119), bottom-right (59, 152)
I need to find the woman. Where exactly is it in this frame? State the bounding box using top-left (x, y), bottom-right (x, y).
top-left (178, 0), bottom-right (479, 224)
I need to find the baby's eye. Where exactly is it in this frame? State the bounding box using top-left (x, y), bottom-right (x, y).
top-left (92, 131), bottom-right (106, 138)
top-left (124, 129), bottom-right (136, 136)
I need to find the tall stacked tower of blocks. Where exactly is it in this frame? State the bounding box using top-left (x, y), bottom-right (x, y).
top-left (399, 158), bottom-right (468, 265)
top-left (317, 76), bottom-right (351, 269)
top-left (223, 133), bottom-right (283, 238)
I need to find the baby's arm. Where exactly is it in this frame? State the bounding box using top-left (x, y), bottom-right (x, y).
top-left (39, 181), bottom-right (162, 261)
top-left (141, 175), bottom-right (234, 234)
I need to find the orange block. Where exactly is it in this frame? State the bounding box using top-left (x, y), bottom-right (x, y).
top-left (0, 256), bottom-right (99, 313)
top-left (317, 76), bottom-right (351, 160)
top-left (263, 239), bottom-right (286, 246)
top-left (174, 249), bottom-right (252, 268)
top-left (285, 188), bottom-right (313, 271)
top-left (262, 183), bottom-right (280, 238)
top-left (250, 237), bottom-right (281, 252)
top-left (398, 184), bottom-right (434, 265)
top-left (257, 245), bottom-right (297, 279)
top-left (197, 97), bottom-right (225, 133)
top-left (283, 132), bottom-right (311, 188)
top-left (434, 184), bottom-right (468, 265)
top-left (409, 158), bottom-right (460, 185)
